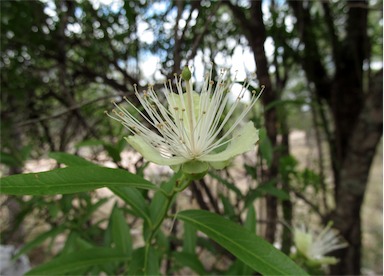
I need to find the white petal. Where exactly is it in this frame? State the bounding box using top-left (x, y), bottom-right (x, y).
top-left (126, 136), bottom-right (187, 166)
top-left (199, 122), bottom-right (259, 163)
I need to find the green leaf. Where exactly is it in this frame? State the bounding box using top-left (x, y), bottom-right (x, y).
top-left (20, 145), bottom-right (32, 162)
top-left (61, 232), bottom-right (93, 256)
top-left (116, 138), bottom-right (126, 153)
top-left (244, 189), bottom-right (263, 208)
top-left (227, 259), bottom-right (254, 276)
top-left (258, 128), bottom-right (273, 167)
top-left (110, 204), bottom-right (132, 256)
top-left (244, 205), bottom-right (256, 234)
top-left (258, 181), bottom-right (290, 200)
top-left (244, 181), bottom-right (289, 208)
top-left (109, 187), bottom-right (151, 225)
top-left (149, 172), bottom-right (178, 227)
top-left (220, 195), bottom-right (236, 219)
top-left (244, 164), bottom-right (257, 180)
top-left (172, 252), bottom-right (206, 275)
top-left (49, 152), bottom-right (96, 166)
top-left (0, 151), bottom-right (21, 167)
top-left (104, 144), bottom-right (122, 162)
top-left (0, 146), bottom-right (32, 167)
top-left (183, 223), bottom-right (197, 254)
top-left (154, 230), bottom-right (169, 255)
top-left (177, 210), bottom-right (308, 276)
top-left (14, 226), bottom-right (66, 259)
top-left (265, 98), bottom-right (307, 111)
top-left (231, 206), bottom-right (258, 275)
top-left (128, 247), bottom-right (160, 275)
top-left (208, 172), bottom-right (242, 196)
top-left (78, 198), bottom-right (109, 225)
top-left (49, 153), bottom-right (151, 223)
top-left (146, 246), bottom-right (160, 275)
top-left (76, 139), bottom-right (104, 148)
top-left (127, 247), bottom-right (145, 275)
top-left (75, 140), bottom-right (125, 163)
top-left (1, 167), bottom-right (158, 195)
top-left (25, 248), bottom-right (130, 275)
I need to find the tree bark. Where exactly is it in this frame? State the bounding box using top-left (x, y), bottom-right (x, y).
top-left (330, 69), bottom-right (382, 275)
top-left (224, 0), bottom-right (280, 243)
top-left (287, 1), bottom-right (381, 273)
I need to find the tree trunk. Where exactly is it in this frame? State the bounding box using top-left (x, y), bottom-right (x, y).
top-left (224, 0), bottom-right (280, 243)
top-left (288, 1), bottom-right (382, 273)
top-left (249, 1), bottom-right (280, 244)
top-left (330, 69), bottom-right (382, 275)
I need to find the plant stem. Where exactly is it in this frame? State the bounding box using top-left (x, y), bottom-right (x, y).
top-left (143, 175), bottom-right (191, 274)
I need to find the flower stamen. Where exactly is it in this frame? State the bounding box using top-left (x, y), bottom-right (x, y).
top-left (107, 65), bottom-right (263, 171)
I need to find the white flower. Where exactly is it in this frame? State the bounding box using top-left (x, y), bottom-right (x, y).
top-left (293, 222), bottom-right (348, 265)
top-left (107, 66), bottom-right (262, 174)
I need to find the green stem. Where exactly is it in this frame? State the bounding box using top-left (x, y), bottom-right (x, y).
top-left (143, 175), bottom-right (191, 274)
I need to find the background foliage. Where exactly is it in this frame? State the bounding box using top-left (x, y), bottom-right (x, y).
top-left (1, 0), bottom-right (382, 275)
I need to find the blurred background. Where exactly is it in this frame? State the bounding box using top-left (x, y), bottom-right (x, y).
top-left (1, 0), bottom-right (382, 275)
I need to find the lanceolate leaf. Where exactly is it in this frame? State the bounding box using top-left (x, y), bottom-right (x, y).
top-left (110, 205), bottom-right (132, 256)
top-left (14, 226), bottom-right (66, 259)
top-left (208, 171), bottom-right (242, 196)
top-left (49, 152), bottom-right (97, 166)
top-left (182, 223), bottom-right (197, 254)
top-left (25, 248), bottom-right (129, 275)
top-left (109, 187), bottom-right (151, 224)
top-left (128, 247), bottom-right (160, 275)
top-left (177, 209), bottom-right (307, 276)
top-left (172, 252), bottom-right (206, 275)
top-left (258, 128), bottom-right (273, 167)
top-left (49, 152), bottom-right (152, 223)
top-left (1, 167), bottom-right (158, 195)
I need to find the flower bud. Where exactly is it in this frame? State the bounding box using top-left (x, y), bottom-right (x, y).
top-left (181, 66), bottom-right (191, 81)
top-left (181, 160), bottom-right (208, 180)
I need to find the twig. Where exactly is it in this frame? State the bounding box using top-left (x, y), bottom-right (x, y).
top-left (15, 94), bottom-right (123, 127)
top-left (292, 189), bottom-right (326, 221)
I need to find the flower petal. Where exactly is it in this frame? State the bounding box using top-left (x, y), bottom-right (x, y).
top-left (208, 160), bottom-right (230, 170)
top-left (126, 135), bottom-right (187, 166)
top-left (199, 122), bottom-right (259, 163)
top-left (309, 256), bottom-right (339, 265)
top-left (181, 160), bottom-right (209, 178)
top-left (294, 228), bottom-right (313, 259)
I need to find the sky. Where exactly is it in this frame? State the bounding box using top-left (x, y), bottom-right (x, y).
top-left (133, 1), bottom-right (270, 83)
top-left (41, 0), bottom-right (276, 82)
top-left (38, 0), bottom-right (281, 104)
